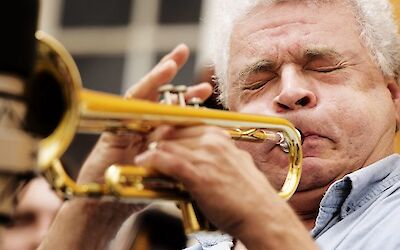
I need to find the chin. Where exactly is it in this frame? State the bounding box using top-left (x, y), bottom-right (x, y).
top-left (295, 157), bottom-right (339, 192)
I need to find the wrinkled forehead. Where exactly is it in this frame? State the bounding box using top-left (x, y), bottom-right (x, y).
top-left (232, 0), bottom-right (356, 36)
top-left (229, 0), bottom-right (360, 57)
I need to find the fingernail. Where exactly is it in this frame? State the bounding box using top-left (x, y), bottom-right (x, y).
top-left (134, 153), bottom-right (146, 165)
top-left (173, 43), bottom-right (186, 52)
top-left (148, 141), bottom-right (158, 151)
top-left (160, 59), bottom-right (175, 69)
top-left (154, 60), bottom-right (174, 75)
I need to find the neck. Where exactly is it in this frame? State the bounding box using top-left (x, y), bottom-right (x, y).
top-left (302, 218), bottom-right (317, 231)
top-left (288, 186), bottom-right (328, 230)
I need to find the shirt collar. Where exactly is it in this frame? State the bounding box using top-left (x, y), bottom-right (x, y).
top-left (312, 154), bottom-right (400, 236)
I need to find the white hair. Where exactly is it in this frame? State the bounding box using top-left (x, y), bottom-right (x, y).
top-left (207, 0), bottom-right (400, 106)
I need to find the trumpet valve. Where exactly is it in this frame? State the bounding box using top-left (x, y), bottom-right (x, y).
top-left (158, 84), bottom-right (188, 106)
top-left (171, 85), bottom-right (187, 107)
top-left (158, 84), bottom-right (174, 105)
top-left (187, 97), bottom-right (203, 108)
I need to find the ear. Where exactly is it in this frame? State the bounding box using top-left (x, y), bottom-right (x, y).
top-left (387, 78), bottom-right (400, 126)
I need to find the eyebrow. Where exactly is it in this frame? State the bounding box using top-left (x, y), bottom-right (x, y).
top-left (237, 47), bottom-right (344, 82)
top-left (238, 59), bottom-right (276, 82)
top-left (304, 47), bottom-right (345, 62)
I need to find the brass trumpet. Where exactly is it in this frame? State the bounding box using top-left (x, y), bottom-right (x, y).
top-left (34, 31), bottom-right (302, 233)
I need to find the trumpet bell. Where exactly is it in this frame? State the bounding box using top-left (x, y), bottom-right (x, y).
top-left (33, 31), bottom-right (81, 170)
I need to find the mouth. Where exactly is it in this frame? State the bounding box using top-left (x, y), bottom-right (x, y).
top-left (301, 133), bottom-right (330, 157)
top-left (295, 126), bottom-right (335, 157)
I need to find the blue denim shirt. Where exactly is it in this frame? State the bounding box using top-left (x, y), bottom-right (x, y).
top-left (312, 154), bottom-right (400, 249)
top-left (186, 154), bottom-right (400, 250)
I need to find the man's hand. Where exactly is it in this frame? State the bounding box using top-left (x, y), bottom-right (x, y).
top-left (134, 125), bottom-right (316, 250)
top-left (133, 126), bottom-right (278, 232)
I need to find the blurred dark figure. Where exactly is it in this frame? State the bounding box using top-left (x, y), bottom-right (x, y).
top-left (129, 208), bottom-right (187, 250)
top-left (0, 1), bottom-right (38, 78)
top-left (0, 0), bottom-right (40, 223)
top-left (112, 205), bottom-right (187, 250)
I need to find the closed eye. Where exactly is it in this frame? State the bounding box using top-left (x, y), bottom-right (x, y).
top-left (240, 71), bottom-right (277, 91)
top-left (304, 57), bottom-right (346, 74)
top-left (241, 80), bottom-right (271, 90)
top-left (308, 67), bottom-right (342, 73)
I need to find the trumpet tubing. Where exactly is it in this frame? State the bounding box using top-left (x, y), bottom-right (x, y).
top-left (34, 31), bottom-right (302, 233)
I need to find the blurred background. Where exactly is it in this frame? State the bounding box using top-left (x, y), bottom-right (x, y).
top-left (38, 0), bottom-right (218, 172)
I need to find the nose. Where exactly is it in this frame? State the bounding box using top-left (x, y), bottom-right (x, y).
top-left (273, 66), bottom-right (317, 112)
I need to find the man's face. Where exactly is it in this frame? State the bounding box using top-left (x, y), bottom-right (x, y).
top-left (226, 1), bottom-right (399, 194)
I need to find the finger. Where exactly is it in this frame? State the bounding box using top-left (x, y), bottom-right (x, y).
top-left (144, 127), bottom-right (233, 157)
top-left (98, 132), bottom-right (144, 149)
top-left (185, 82), bottom-right (213, 102)
top-left (146, 125), bottom-right (174, 145)
top-left (134, 149), bottom-right (197, 185)
top-left (149, 141), bottom-right (198, 163)
top-left (156, 136), bottom-right (219, 151)
top-left (155, 140), bottom-right (228, 167)
top-left (158, 82), bottom-right (213, 105)
top-left (160, 126), bottom-right (231, 141)
top-left (125, 44), bottom-right (190, 100)
top-left (158, 43), bottom-right (190, 70)
top-left (124, 59), bottom-right (178, 100)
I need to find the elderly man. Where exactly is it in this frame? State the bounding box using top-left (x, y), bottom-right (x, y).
top-left (40, 0), bottom-right (400, 249)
